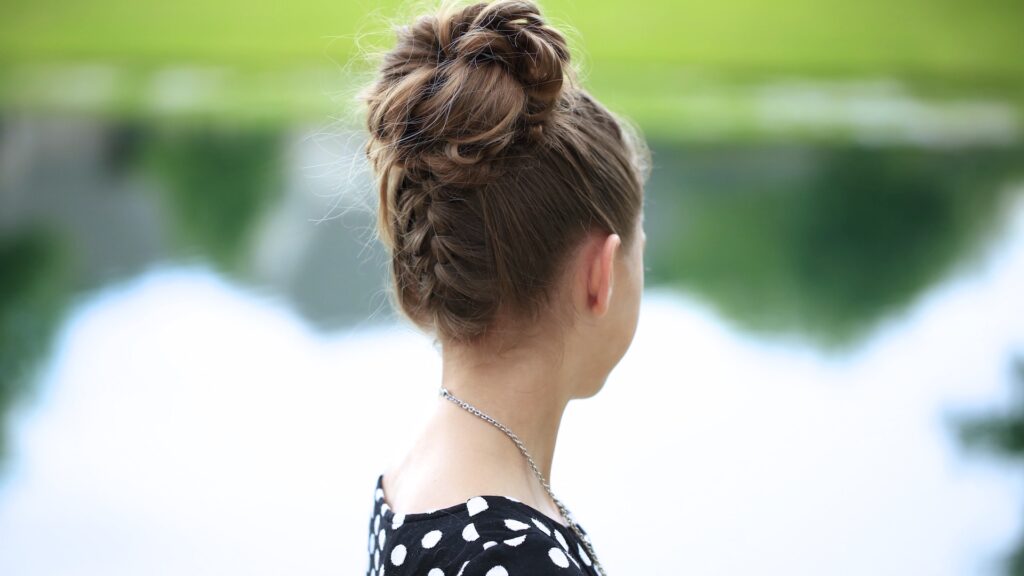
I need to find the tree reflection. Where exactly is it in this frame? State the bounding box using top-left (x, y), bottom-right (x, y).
top-left (143, 127), bottom-right (283, 273)
top-left (0, 230), bottom-right (70, 464)
top-left (645, 143), bottom-right (1024, 347)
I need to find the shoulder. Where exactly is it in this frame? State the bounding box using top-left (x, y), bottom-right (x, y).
top-left (373, 490), bottom-right (593, 576)
top-left (457, 517), bottom-right (593, 575)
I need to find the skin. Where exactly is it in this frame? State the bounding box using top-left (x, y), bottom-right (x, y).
top-left (383, 216), bottom-right (646, 526)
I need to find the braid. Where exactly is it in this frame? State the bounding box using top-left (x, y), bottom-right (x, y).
top-left (391, 176), bottom-right (497, 339)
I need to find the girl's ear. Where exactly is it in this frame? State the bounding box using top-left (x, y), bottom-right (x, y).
top-left (586, 233), bottom-right (622, 317)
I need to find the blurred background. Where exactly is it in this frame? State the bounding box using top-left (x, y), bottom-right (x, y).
top-left (1, 0), bottom-right (1023, 574)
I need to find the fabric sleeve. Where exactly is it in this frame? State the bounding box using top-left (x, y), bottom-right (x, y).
top-left (458, 531), bottom-right (590, 576)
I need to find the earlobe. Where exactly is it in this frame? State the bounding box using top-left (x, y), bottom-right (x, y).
top-left (588, 233), bottom-right (621, 317)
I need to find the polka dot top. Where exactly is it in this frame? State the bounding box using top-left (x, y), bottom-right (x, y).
top-left (366, 474), bottom-right (598, 576)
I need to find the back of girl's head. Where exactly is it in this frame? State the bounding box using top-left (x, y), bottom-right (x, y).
top-left (361, 0), bottom-right (650, 344)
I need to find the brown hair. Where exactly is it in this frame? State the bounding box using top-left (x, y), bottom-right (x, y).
top-left (361, 0), bottom-right (649, 343)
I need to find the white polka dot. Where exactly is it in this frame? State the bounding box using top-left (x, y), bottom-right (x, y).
top-left (421, 529), bottom-right (443, 548)
top-left (456, 561), bottom-right (469, 576)
top-left (378, 529), bottom-right (386, 549)
top-left (390, 544), bottom-right (407, 566)
top-left (482, 541), bottom-right (497, 549)
top-left (532, 518), bottom-right (551, 536)
top-left (376, 488), bottom-right (384, 501)
top-left (554, 530), bottom-right (568, 550)
top-left (374, 549), bottom-right (379, 568)
top-left (485, 567), bottom-right (508, 576)
top-left (428, 569), bottom-right (444, 576)
top-left (373, 514), bottom-right (381, 532)
top-left (369, 531), bottom-right (375, 553)
top-left (504, 519), bottom-right (530, 531)
top-left (503, 535), bottom-right (526, 547)
top-left (548, 547), bottom-right (570, 568)
top-left (467, 496), bottom-right (489, 516)
top-left (392, 514), bottom-right (405, 530)
top-left (462, 523), bottom-right (480, 542)
top-left (578, 544), bottom-right (592, 566)
top-left (381, 503), bottom-right (390, 514)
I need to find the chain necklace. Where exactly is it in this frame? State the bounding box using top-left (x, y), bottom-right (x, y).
top-left (439, 387), bottom-right (607, 576)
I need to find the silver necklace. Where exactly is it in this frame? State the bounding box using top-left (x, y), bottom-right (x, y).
top-left (439, 387), bottom-right (607, 576)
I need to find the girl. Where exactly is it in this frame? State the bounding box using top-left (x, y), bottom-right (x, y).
top-left (361, 1), bottom-right (649, 574)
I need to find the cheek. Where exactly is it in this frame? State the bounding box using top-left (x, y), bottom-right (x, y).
top-left (628, 273), bottom-right (642, 333)
top-left (637, 251), bottom-right (646, 291)
top-left (631, 243), bottom-right (645, 301)
top-left (621, 251), bottom-right (644, 338)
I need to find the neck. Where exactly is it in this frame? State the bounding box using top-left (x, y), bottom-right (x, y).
top-left (437, 338), bottom-right (574, 482)
top-left (383, 329), bottom-right (598, 526)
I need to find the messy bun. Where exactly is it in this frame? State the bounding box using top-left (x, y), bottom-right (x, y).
top-left (367, 0), bottom-right (572, 190)
top-left (362, 0), bottom-right (649, 342)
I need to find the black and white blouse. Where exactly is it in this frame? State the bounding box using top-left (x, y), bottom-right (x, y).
top-left (366, 474), bottom-right (599, 575)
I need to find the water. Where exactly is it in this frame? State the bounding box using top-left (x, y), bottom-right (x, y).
top-left (1, 116), bottom-right (1023, 574)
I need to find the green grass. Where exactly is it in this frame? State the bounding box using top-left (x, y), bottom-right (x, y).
top-left (1, 0), bottom-right (1022, 130)
top-left (3, 0), bottom-right (1023, 77)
